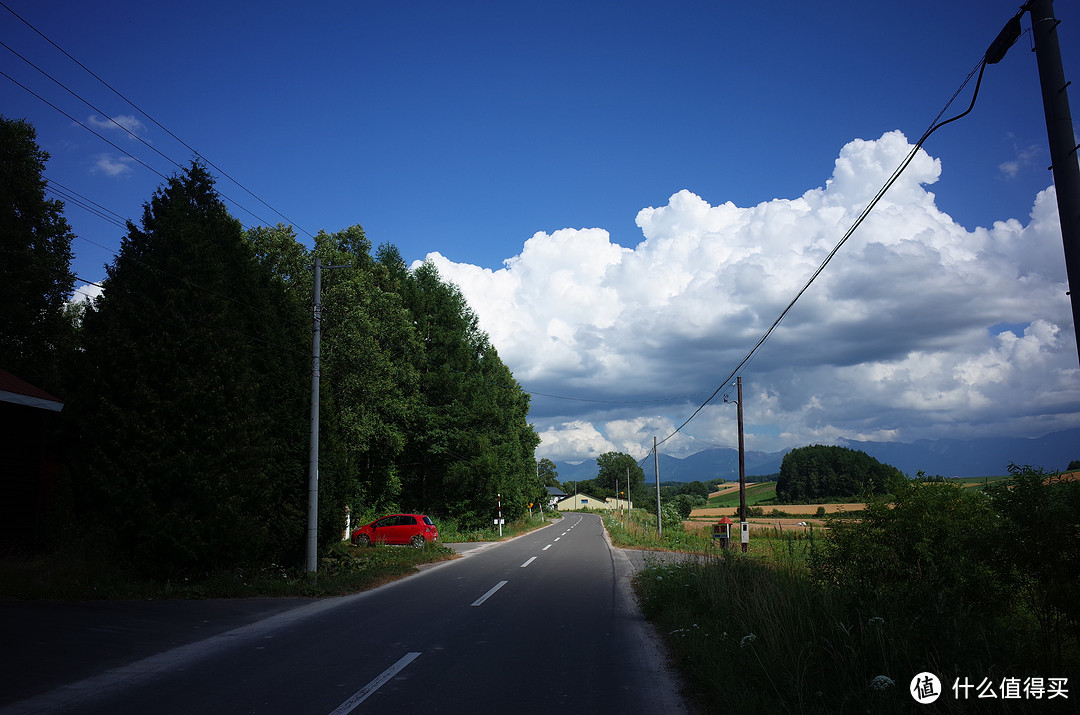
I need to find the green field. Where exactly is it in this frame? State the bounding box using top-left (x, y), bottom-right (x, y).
top-left (705, 476), bottom-right (1011, 508)
top-left (706, 482), bottom-right (777, 508)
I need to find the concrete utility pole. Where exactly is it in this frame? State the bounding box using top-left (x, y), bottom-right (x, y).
top-left (306, 257), bottom-right (349, 576)
top-left (1027, 0), bottom-right (1080, 365)
top-left (305, 257), bottom-right (323, 576)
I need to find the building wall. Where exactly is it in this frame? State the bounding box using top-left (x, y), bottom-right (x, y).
top-left (556, 493), bottom-right (608, 511)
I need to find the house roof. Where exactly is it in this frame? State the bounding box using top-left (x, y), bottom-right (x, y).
top-left (546, 486), bottom-right (567, 497)
top-left (559, 492), bottom-right (602, 503)
top-left (0, 369), bottom-right (64, 412)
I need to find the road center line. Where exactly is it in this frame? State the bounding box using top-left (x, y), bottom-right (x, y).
top-left (542, 544), bottom-right (551, 551)
top-left (520, 557), bottom-right (537, 568)
top-left (471, 580), bottom-right (509, 606)
top-left (329, 652), bottom-right (421, 715)
top-left (554, 537), bottom-right (561, 541)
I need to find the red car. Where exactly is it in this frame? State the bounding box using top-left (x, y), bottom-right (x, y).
top-left (351, 513), bottom-right (439, 548)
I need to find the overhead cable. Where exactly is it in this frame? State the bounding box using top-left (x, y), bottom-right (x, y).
top-left (656, 55), bottom-right (993, 448)
top-left (0, 0), bottom-right (314, 239)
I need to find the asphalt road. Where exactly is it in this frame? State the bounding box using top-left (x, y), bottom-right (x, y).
top-left (0, 515), bottom-right (689, 714)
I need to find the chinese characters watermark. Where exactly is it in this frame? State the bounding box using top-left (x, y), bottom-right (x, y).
top-left (910, 673), bottom-right (1068, 704)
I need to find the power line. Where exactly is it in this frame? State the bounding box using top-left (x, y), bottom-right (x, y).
top-left (656, 55), bottom-right (994, 449)
top-left (0, 0), bottom-right (314, 239)
top-left (0, 68), bottom-right (171, 181)
top-left (46, 187), bottom-right (126, 230)
top-left (0, 52), bottom-right (280, 230)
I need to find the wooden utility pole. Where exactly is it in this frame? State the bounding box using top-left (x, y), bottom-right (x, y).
top-left (1028, 0), bottom-right (1080, 365)
top-left (654, 436), bottom-right (662, 537)
top-left (737, 376), bottom-right (747, 552)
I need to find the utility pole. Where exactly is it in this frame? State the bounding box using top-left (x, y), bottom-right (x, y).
top-left (1028, 0), bottom-right (1080, 365)
top-left (737, 376), bottom-right (747, 553)
top-left (654, 436), bottom-right (662, 537)
top-left (305, 256), bottom-right (349, 577)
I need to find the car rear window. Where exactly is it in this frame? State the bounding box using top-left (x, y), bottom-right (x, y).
top-left (422, 516), bottom-right (434, 526)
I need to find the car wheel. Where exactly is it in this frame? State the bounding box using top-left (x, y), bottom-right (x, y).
top-left (354, 534), bottom-right (371, 547)
top-left (410, 534), bottom-right (424, 549)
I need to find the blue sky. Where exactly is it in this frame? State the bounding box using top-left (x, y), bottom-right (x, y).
top-left (3, 0), bottom-right (1079, 465)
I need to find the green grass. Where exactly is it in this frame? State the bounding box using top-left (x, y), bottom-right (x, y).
top-left (634, 554), bottom-right (1076, 714)
top-left (434, 511), bottom-right (559, 543)
top-left (0, 539), bottom-right (457, 600)
top-left (602, 509), bottom-right (817, 571)
top-left (634, 556), bottom-right (918, 713)
top-left (0, 512), bottom-right (559, 600)
top-left (603, 510), bottom-right (713, 552)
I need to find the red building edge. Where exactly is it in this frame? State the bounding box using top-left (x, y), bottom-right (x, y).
top-left (0, 369), bottom-right (65, 546)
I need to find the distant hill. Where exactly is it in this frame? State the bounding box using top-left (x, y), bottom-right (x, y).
top-left (550, 428), bottom-right (1080, 483)
top-left (837, 428), bottom-right (1080, 478)
top-left (553, 447), bottom-right (787, 485)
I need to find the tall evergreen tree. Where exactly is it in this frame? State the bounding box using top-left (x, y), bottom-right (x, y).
top-left (0, 116), bottom-right (76, 390)
top-left (71, 164), bottom-right (309, 572)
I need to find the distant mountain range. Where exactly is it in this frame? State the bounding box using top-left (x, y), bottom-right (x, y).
top-left (552, 428), bottom-right (1080, 484)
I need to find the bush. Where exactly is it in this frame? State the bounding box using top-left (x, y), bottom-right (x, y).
top-left (985, 464), bottom-right (1080, 663)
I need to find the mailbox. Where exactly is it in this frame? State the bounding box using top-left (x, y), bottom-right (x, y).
top-left (713, 517), bottom-right (734, 549)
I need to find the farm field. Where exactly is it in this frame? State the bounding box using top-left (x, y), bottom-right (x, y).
top-left (704, 481), bottom-right (776, 507)
top-left (706, 483), bottom-right (745, 498)
top-left (692, 502), bottom-right (865, 517)
top-left (683, 518), bottom-right (823, 534)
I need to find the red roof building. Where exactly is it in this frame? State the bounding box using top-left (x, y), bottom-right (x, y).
top-left (1, 369), bottom-right (65, 545)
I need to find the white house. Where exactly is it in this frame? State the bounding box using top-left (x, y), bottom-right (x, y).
top-left (545, 486), bottom-right (567, 509)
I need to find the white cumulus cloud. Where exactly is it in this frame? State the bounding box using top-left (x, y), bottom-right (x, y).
top-left (418, 131), bottom-right (1080, 462)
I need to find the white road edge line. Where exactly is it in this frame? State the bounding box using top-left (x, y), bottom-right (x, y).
top-left (329, 652), bottom-right (421, 715)
top-left (520, 557), bottom-right (537, 568)
top-left (471, 580), bottom-right (509, 606)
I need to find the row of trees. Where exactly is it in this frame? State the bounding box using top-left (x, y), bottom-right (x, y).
top-left (2, 116), bottom-right (541, 574)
